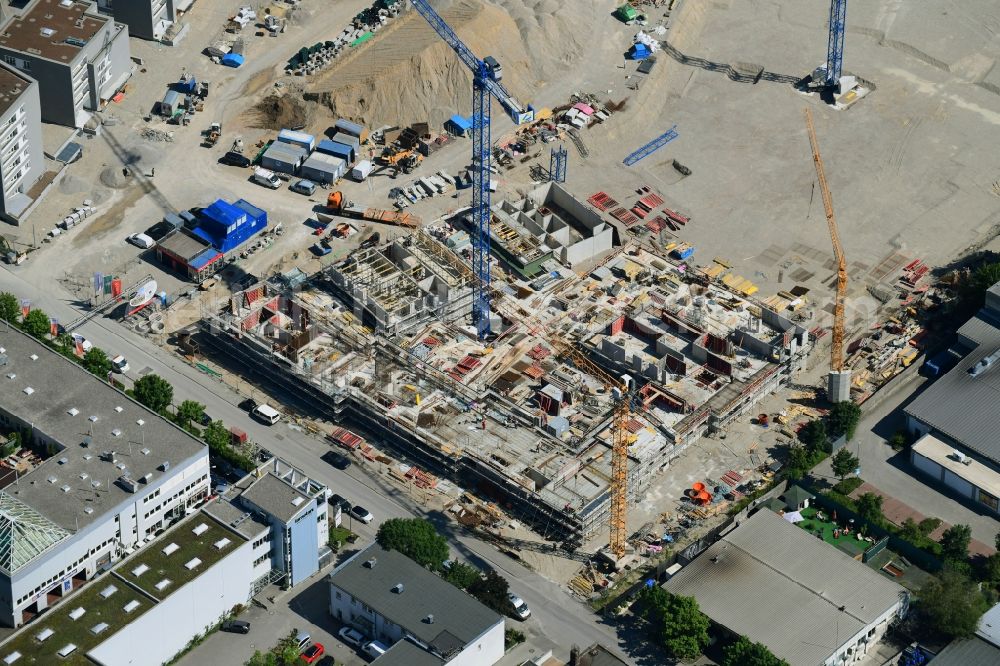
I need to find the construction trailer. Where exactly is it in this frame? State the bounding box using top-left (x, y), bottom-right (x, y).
top-left (260, 141), bottom-right (308, 174)
top-left (299, 152), bottom-right (348, 184)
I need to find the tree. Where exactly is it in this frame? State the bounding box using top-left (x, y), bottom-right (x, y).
top-left (636, 585), bottom-right (710, 660)
top-left (20, 308), bottom-right (50, 339)
top-left (81, 347), bottom-right (112, 378)
top-left (982, 553), bottom-right (1000, 585)
top-left (888, 431), bottom-right (908, 451)
top-left (855, 492), bottom-right (883, 528)
top-left (827, 401), bottom-right (862, 441)
top-left (176, 400), bottom-right (206, 428)
top-left (786, 445), bottom-right (814, 480)
top-left (133, 373), bottom-right (173, 413)
top-left (899, 518), bottom-right (923, 543)
top-left (799, 419), bottom-right (828, 453)
top-left (995, 530), bottom-right (1000, 552)
top-left (0, 292), bottom-right (18, 322)
top-left (203, 421), bottom-right (231, 452)
top-left (722, 636), bottom-right (790, 666)
top-left (468, 570), bottom-right (513, 616)
top-left (940, 524), bottom-right (972, 563)
top-left (245, 651), bottom-right (277, 666)
top-left (375, 518), bottom-right (449, 570)
top-left (918, 517), bottom-right (942, 537)
top-left (917, 567), bottom-right (989, 639)
top-left (830, 448), bottom-right (859, 481)
top-left (961, 261), bottom-right (1000, 309)
top-left (442, 561), bottom-right (481, 591)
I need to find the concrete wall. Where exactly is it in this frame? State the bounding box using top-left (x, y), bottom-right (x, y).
top-left (0, 54), bottom-right (75, 127)
top-left (443, 621), bottom-right (504, 666)
top-left (86, 538), bottom-right (254, 666)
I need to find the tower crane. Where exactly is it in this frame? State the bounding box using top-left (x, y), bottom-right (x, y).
top-left (825, 0), bottom-right (847, 88)
top-left (804, 108), bottom-right (850, 402)
top-left (410, 0), bottom-right (534, 340)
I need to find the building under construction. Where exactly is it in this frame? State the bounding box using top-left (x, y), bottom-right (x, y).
top-left (200, 201), bottom-right (810, 545)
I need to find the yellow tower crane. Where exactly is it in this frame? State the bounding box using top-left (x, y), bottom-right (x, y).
top-left (804, 108), bottom-right (851, 401)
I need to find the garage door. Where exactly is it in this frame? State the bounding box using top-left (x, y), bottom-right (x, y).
top-left (912, 452), bottom-right (941, 480)
top-left (942, 468), bottom-right (975, 499)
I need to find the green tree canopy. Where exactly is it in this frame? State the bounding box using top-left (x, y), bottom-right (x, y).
top-left (940, 524), bottom-right (972, 563)
top-left (82, 347), bottom-right (112, 378)
top-left (468, 570), bottom-right (513, 616)
top-left (176, 400), bottom-right (206, 428)
top-left (203, 421), bottom-right (231, 452)
top-left (20, 308), bottom-right (50, 339)
top-left (722, 636), bottom-right (790, 666)
top-left (830, 448), bottom-right (859, 480)
top-left (917, 567), bottom-right (989, 639)
top-left (376, 518), bottom-right (449, 570)
top-left (133, 374), bottom-right (174, 413)
top-left (442, 561), bottom-right (481, 591)
top-left (961, 261), bottom-right (1000, 309)
top-left (799, 419), bottom-right (828, 452)
top-left (855, 492), bottom-right (884, 528)
top-left (827, 401), bottom-right (862, 441)
top-left (636, 585), bottom-right (710, 660)
top-left (0, 292), bottom-right (19, 322)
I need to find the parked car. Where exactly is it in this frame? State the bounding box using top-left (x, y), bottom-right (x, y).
top-left (295, 630), bottom-right (311, 651)
top-left (238, 398), bottom-right (258, 412)
top-left (111, 355), bottom-right (129, 373)
top-left (127, 232), bottom-right (155, 249)
top-left (329, 494), bottom-right (351, 512)
top-left (300, 643), bottom-right (324, 664)
top-left (290, 179), bottom-right (317, 196)
top-left (71, 333), bottom-right (93, 353)
top-left (251, 403), bottom-right (281, 425)
top-left (362, 640), bottom-right (388, 660)
top-left (321, 451), bottom-right (351, 470)
top-left (350, 505), bottom-right (374, 524)
top-left (221, 620), bottom-right (251, 634)
top-left (508, 593), bottom-right (531, 620)
top-left (144, 220), bottom-right (175, 241)
top-left (220, 151), bottom-right (252, 168)
top-left (337, 626), bottom-right (365, 647)
top-left (198, 412), bottom-right (213, 427)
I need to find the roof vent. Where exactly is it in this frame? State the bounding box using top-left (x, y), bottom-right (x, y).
top-left (78, 472), bottom-right (88, 480)
top-left (22, 387), bottom-right (33, 395)
top-left (60, 0), bottom-right (73, 7)
top-left (291, 496), bottom-right (305, 506)
top-left (67, 408), bottom-right (79, 416)
top-left (136, 419), bottom-right (145, 426)
top-left (111, 429), bottom-right (122, 438)
top-left (159, 461), bottom-right (170, 472)
top-left (58, 457), bottom-right (68, 465)
top-left (425, 614), bottom-right (434, 624)
top-left (46, 475), bottom-right (57, 484)
top-left (141, 472), bottom-right (153, 483)
top-left (60, 485), bottom-right (71, 493)
top-left (140, 448), bottom-right (150, 456)
top-left (28, 354), bottom-right (37, 361)
top-left (82, 454), bottom-right (92, 461)
top-left (5, 373), bottom-right (14, 379)
top-left (114, 406), bottom-right (123, 413)
top-left (88, 415), bottom-right (98, 422)
top-left (364, 557), bottom-right (377, 569)
top-left (82, 436), bottom-right (91, 447)
top-left (90, 480), bottom-right (100, 488)
top-left (392, 583), bottom-right (404, 594)
top-left (969, 349), bottom-right (1000, 377)
top-left (84, 507), bottom-right (93, 514)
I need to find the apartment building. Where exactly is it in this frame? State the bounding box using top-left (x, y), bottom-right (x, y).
top-left (0, 62), bottom-right (42, 224)
top-left (95, 0), bottom-right (176, 42)
top-left (0, 0), bottom-right (131, 128)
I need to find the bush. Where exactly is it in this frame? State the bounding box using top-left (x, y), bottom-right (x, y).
top-left (888, 430), bottom-right (909, 451)
top-left (375, 518), bottom-right (449, 570)
top-left (442, 561), bottom-right (482, 591)
top-left (832, 477), bottom-right (863, 495)
top-left (504, 628), bottom-right (525, 650)
top-left (20, 308), bottom-right (51, 339)
top-left (722, 636), bottom-right (790, 666)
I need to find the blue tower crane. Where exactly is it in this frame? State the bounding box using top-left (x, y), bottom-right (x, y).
top-left (410, 0), bottom-right (533, 339)
top-left (825, 0), bottom-right (847, 87)
top-left (549, 145), bottom-right (567, 183)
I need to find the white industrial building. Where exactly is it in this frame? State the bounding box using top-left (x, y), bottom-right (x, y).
top-left (329, 544), bottom-right (505, 665)
top-left (0, 326), bottom-right (211, 628)
top-left (666, 509), bottom-right (909, 666)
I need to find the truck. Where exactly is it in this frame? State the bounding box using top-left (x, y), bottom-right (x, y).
top-left (253, 167), bottom-right (281, 189)
top-left (325, 191), bottom-right (418, 228)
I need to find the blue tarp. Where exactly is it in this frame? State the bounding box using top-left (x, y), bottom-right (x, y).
top-left (221, 53), bottom-right (244, 68)
top-left (177, 76), bottom-right (197, 93)
top-left (445, 114), bottom-right (472, 135)
top-left (195, 199), bottom-right (267, 253)
top-left (627, 43), bottom-right (651, 60)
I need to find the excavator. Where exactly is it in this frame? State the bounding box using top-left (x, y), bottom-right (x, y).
top-left (377, 146), bottom-right (423, 175)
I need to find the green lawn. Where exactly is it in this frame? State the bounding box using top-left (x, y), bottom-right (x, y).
top-left (124, 518), bottom-right (242, 599)
top-left (797, 506), bottom-right (871, 557)
top-left (1, 580), bottom-right (152, 665)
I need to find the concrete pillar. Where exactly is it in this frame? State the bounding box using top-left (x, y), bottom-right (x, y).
top-left (828, 369), bottom-right (851, 403)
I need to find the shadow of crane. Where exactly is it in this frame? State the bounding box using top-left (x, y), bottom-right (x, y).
top-left (659, 40), bottom-right (805, 86)
top-left (100, 125), bottom-right (179, 216)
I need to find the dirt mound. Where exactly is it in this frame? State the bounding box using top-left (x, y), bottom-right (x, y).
top-left (303, 0), bottom-right (591, 128)
top-left (251, 94), bottom-right (308, 130)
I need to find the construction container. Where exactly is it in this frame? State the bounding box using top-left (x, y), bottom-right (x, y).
top-left (260, 141), bottom-right (308, 174)
top-left (316, 139), bottom-right (354, 165)
top-left (334, 118), bottom-right (369, 143)
top-left (351, 160), bottom-right (373, 181)
top-left (160, 90), bottom-right (181, 117)
top-left (300, 152), bottom-right (347, 184)
top-left (277, 128), bottom-right (317, 152)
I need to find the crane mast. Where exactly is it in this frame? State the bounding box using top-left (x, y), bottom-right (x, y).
top-left (804, 108), bottom-right (850, 401)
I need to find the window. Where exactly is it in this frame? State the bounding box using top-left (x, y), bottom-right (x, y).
top-left (20, 61), bottom-right (29, 72)
top-left (1, 56), bottom-right (13, 66)
top-left (335, 591), bottom-right (341, 600)
top-left (979, 490), bottom-right (999, 512)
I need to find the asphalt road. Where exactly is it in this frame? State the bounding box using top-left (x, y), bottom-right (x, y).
top-left (0, 266), bottom-right (625, 659)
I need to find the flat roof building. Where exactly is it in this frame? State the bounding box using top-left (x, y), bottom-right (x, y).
top-left (0, 62), bottom-right (44, 225)
top-left (0, 0), bottom-right (132, 128)
top-left (329, 544), bottom-right (504, 665)
top-left (905, 281), bottom-right (1000, 514)
top-left (0, 326), bottom-right (210, 627)
top-left (94, 0), bottom-right (178, 42)
top-left (666, 509), bottom-right (908, 666)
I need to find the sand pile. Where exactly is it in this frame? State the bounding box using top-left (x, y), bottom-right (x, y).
top-left (303, 0), bottom-right (592, 128)
top-left (252, 94), bottom-right (308, 130)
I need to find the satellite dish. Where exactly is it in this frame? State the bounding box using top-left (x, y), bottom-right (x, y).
top-left (129, 280), bottom-right (157, 308)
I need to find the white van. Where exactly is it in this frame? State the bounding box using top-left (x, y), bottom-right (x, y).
top-left (252, 403), bottom-right (281, 425)
top-left (362, 640), bottom-right (388, 659)
top-left (253, 167), bottom-right (281, 189)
